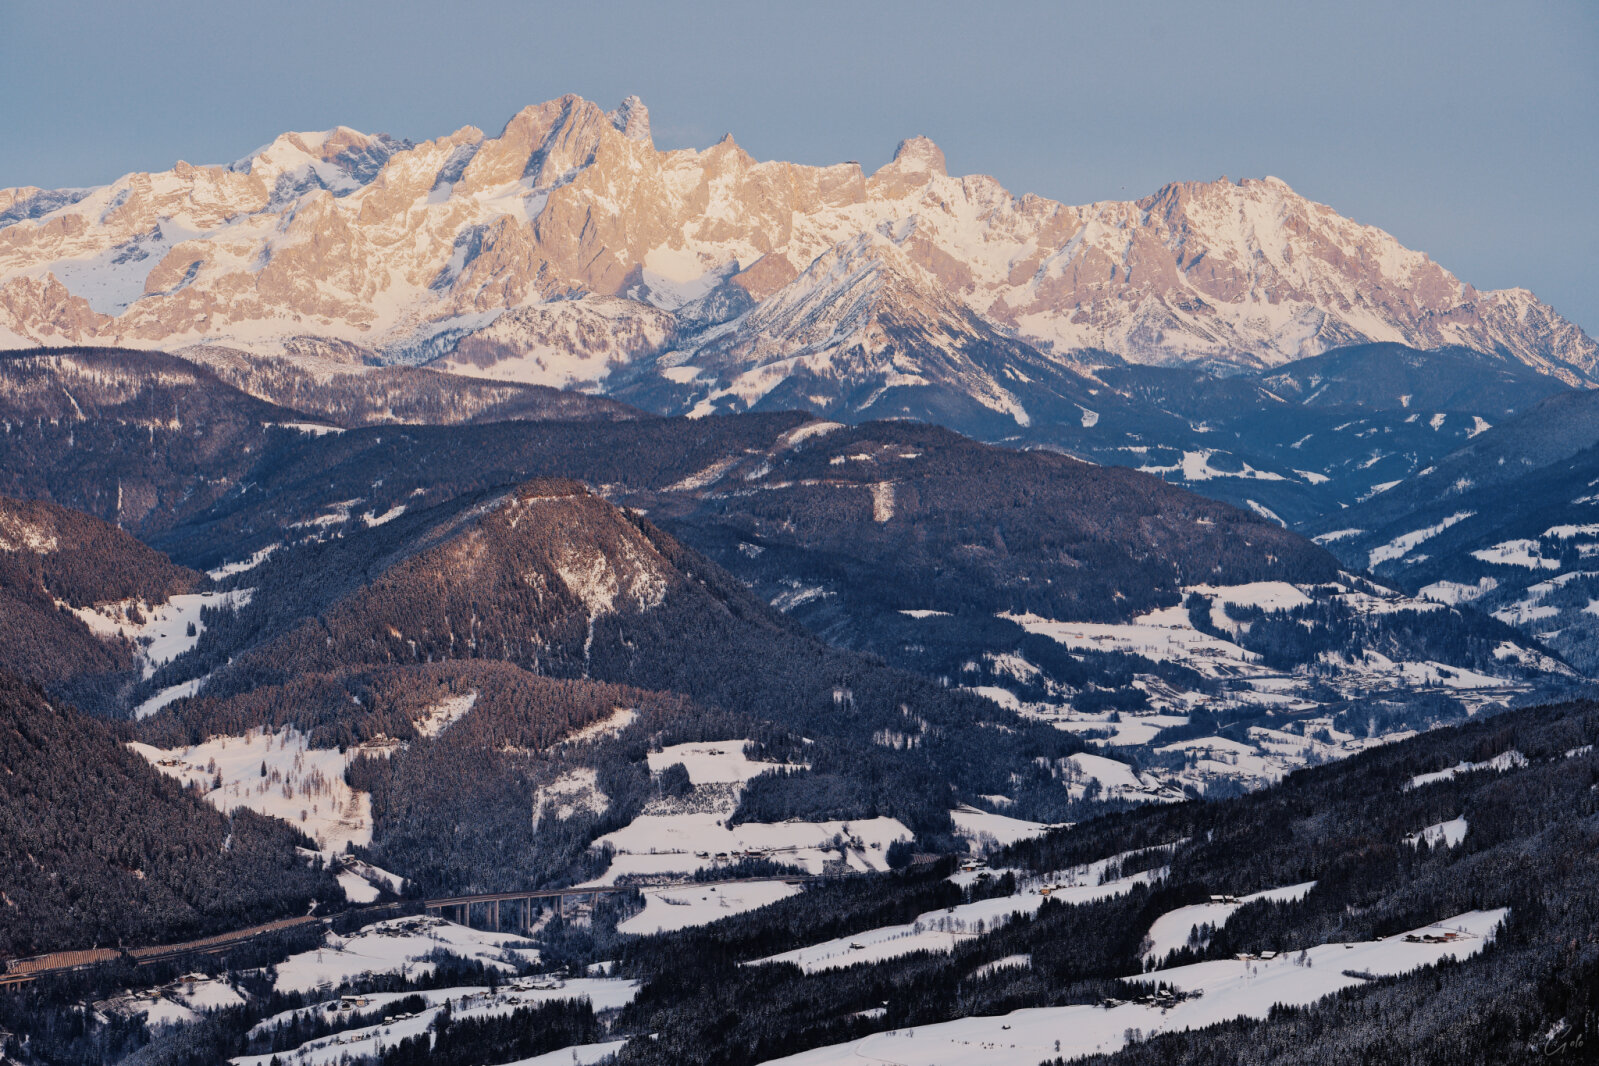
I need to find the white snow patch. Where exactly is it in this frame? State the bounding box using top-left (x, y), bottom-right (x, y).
top-left (950, 805), bottom-right (1054, 849)
top-left (361, 504), bottom-right (407, 527)
top-left (1369, 512), bottom-right (1474, 568)
top-left (337, 869), bottom-right (381, 903)
top-left (206, 544), bottom-right (279, 580)
top-left (1544, 523), bottom-right (1599, 539)
top-left (1139, 449), bottom-right (1287, 483)
top-left (563, 706), bottom-right (638, 744)
top-left (1404, 816), bottom-right (1468, 849)
top-left (242, 976), bottom-right (635, 1065)
top-left (1405, 750), bottom-right (1527, 791)
top-left (973, 954), bottom-right (1031, 979)
top-left (268, 916), bottom-right (547, 995)
top-left (73, 589), bottom-right (253, 678)
top-left (534, 767), bottom-right (607, 824)
top-left (617, 879), bottom-right (804, 935)
top-left (1420, 577), bottom-right (1497, 605)
top-left (648, 740), bottom-right (792, 785)
top-left (754, 864), bottom-right (1164, 975)
top-left (129, 727), bottom-right (389, 851)
top-left (133, 676), bottom-right (208, 719)
top-left (870, 481), bottom-right (895, 523)
top-left (413, 691), bottom-right (477, 737)
top-left (1471, 539), bottom-right (1562, 570)
top-left (1246, 500), bottom-right (1285, 527)
top-left (587, 815), bottom-right (910, 884)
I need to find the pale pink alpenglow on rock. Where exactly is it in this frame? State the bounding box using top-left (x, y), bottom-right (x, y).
top-left (0, 95), bottom-right (1592, 389)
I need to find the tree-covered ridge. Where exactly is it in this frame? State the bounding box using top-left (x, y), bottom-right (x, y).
top-left (0, 495), bottom-right (200, 608)
top-left (596, 698), bottom-right (1599, 1066)
top-left (652, 420), bottom-right (1339, 624)
top-left (0, 494), bottom-right (203, 692)
top-left (0, 673), bottom-right (334, 957)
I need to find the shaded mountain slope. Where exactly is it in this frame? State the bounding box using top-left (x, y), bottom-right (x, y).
top-left (0, 672), bottom-right (334, 957)
top-left (0, 495), bottom-right (202, 709)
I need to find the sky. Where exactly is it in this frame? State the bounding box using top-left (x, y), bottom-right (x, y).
top-left (3, 0), bottom-right (1595, 333)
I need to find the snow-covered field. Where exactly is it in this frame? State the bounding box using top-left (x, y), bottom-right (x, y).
top-left (206, 544), bottom-right (280, 580)
top-left (562, 706), bottom-right (638, 744)
top-left (757, 910), bottom-right (1507, 1065)
top-left (270, 916), bottom-right (543, 995)
top-left (1404, 817), bottom-right (1468, 849)
top-left (1142, 882), bottom-right (1316, 962)
top-left (133, 675), bottom-right (208, 719)
top-left (1137, 449), bottom-right (1289, 484)
top-left (71, 589), bottom-right (253, 678)
top-left (129, 727), bottom-right (395, 852)
top-left (1368, 511), bottom-right (1474, 568)
top-left (1471, 539), bottom-right (1563, 570)
top-left (585, 813), bottom-right (911, 883)
top-left (236, 974), bottom-right (636, 1066)
top-left (578, 739), bottom-right (906, 885)
top-left (1405, 750), bottom-right (1527, 791)
top-left (949, 804), bottom-right (1055, 849)
top-left (617, 879), bottom-right (805, 935)
top-left (753, 848), bottom-right (1172, 975)
top-left (646, 740), bottom-right (802, 784)
top-left (98, 975), bottom-right (246, 1029)
top-left (413, 691), bottom-right (478, 737)
top-left (499, 1039), bottom-right (630, 1066)
top-left (1064, 752), bottom-right (1180, 803)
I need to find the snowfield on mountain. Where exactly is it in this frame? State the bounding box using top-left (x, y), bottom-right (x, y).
top-left (2, 94), bottom-right (1592, 402)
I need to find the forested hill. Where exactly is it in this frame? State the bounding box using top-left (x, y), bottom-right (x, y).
top-left (172, 344), bottom-right (644, 428)
top-left (0, 672), bottom-right (334, 957)
top-left (0, 346), bottom-right (635, 537)
top-left (133, 475), bottom-right (1091, 838)
top-left (0, 495), bottom-right (203, 710)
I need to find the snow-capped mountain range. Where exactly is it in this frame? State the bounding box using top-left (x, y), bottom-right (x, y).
top-left (2, 93), bottom-right (1594, 413)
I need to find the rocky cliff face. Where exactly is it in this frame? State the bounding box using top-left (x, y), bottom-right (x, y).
top-left (2, 94), bottom-right (1593, 393)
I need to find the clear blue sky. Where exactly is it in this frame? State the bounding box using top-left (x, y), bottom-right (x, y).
top-left (4, 0), bottom-right (1595, 333)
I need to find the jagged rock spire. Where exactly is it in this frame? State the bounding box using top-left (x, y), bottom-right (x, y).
top-left (608, 95), bottom-right (652, 146)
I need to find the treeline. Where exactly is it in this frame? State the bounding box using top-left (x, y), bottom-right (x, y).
top-left (188, 348), bottom-right (639, 427)
top-left (135, 659), bottom-right (681, 751)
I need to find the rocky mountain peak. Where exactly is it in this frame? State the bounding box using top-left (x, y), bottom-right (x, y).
top-left (0, 94), bottom-right (1592, 388)
top-left (868, 136), bottom-right (947, 198)
top-left (607, 95), bottom-right (653, 145)
top-left (889, 136), bottom-right (947, 176)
